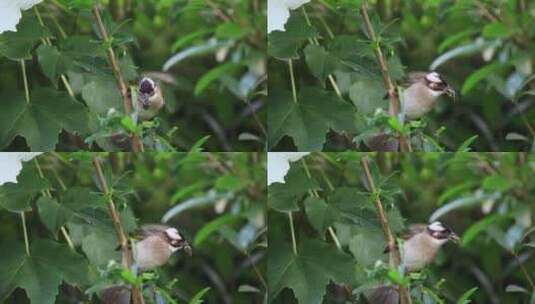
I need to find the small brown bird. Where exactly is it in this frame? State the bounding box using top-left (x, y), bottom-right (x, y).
top-left (400, 72), bottom-right (455, 120)
top-left (101, 224), bottom-right (191, 304)
top-left (137, 77), bottom-right (165, 121)
top-left (133, 224), bottom-right (192, 270)
top-left (367, 221), bottom-right (459, 304)
top-left (365, 71), bottom-right (455, 151)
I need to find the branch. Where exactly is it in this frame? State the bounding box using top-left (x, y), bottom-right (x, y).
top-left (91, 156), bottom-right (145, 304)
top-left (359, 2), bottom-right (410, 152)
top-left (91, 5), bottom-right (143, 152)
top-left (360, 156), bottom-right (412, 304)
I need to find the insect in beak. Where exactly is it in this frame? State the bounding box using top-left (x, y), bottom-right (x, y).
top-left (445, 85), bottom-right (456, 102)
top-left (448, 233), bottom-right (460, 244)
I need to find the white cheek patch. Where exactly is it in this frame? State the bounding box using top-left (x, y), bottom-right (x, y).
top-left (169, 244), bottom-right (180, 253)
top-left (429, 221), bottom-right (446, 232)
top-left (166, 228), bottom-right (182, 240)
top-left (425, 72), bottom-right (442, 84)
top-left (429, 90), bottom-right (444, 97)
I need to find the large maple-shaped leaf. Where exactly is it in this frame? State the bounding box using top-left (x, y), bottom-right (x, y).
top-left (0, 162), bottom-right (48, 212)
top-left (268, 87), bottom-right (356, 151)
top-left (268, 165), bottom-right (320, 212)
top-left (268, 238), bottom-right (355, 304)
top-left (0, 17), bottom-right (49, 60)
top-left (0, 87), bottom-right (89, 151)
top-left (304, 187), bottom-right (379, 234)
top-left (0, 239), bottom-right (92, 304)
top-left (268, 15), bottom-right (318, 59)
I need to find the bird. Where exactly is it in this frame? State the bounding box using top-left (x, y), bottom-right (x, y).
top-left (399, 72), bottom-right (455, 120)
top-left (133, 224), bottom-right (192, 270)
top-left (137, 77), bottom-right (165, 121)
top-left (366, 221), bottom-right (460, 304)
top-left (365, 71), bottom-right (455, 151)
top-left (100, 224), bottom-right (191, 304)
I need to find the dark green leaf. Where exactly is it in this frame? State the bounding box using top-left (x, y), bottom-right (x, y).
top-left (268, 88), bottom-right (356, 151)
top-left (0, 88), bottom-right (89, 151)
top-left (0, 17), bottom-right (49, 60)
top-left (268, 165), bottom-right (320, 212)
top-left (268, 238), bottom-right (355, 304)
top-left (268, 15), bottom-right (318, 59)
top-left (0, 163), bottom-right (48, 212)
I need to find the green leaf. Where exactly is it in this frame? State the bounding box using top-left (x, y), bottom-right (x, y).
top-left (0, 88), bottom-right (89, 151)
top-left (457, 135), bottom-right (478, 152)
top-left (438, 29), bottom-right (477, 53)
top-left (304, 187), bottom-right (378, 234)
top-left (268, 238), bottom-right (355, 304)
top-left (456, 287), bottom-right (478, 304)
top-left (0, 163), bottom-right (49, 212)
top-left (461, 214), bottom-right (505, 246)
top-left (216, 22), bottom-right (247, 39)
top-left (36, 187), bottom-right (103, 235)
top-left (171, 29), bottom-right (213, 52)
top-left (194, 63), bottom-right (241, 95)
top-left (303, 44), bottom-right (343, 81)
top-left (482, 22), bottom-right (510, 39)
top-left (429, 192), bottom-right (501, 222)
top-left (482, 175), bottom-right (513, 192)
top-left (193, 214), bottom-right (241, 247)
top-left (268, 88), bottom-right (357, 150)
top-left (0, 239), bottom-right (91, 304)
top-left (81, 76), bottom-right (123, 115)
top-left (188, 287), bottom-right (211, 304)
top-left (268, 15), bottom-right (318, 59)
top-left (268, 165), bottom-right (320, 212)
top-left (461, 63), bottom-right (506, 95)
top-left (0, 17), bottom-right (49, 60)
top-left (36, 45), bottom-right (62, 84)
top-left (215, 174), bottom-right (242, 191)
top-left (348, 228), bottom-right (385, 267)
top-left (348, 78), bottom-right (386, 114)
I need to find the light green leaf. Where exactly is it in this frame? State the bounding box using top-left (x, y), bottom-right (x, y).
top-left (462, 63), bottom-right (506, 95)
top-left (188, 287), bottom-right (211, 304)
top-left (81, 76), bottom-right (123, 115)
top-left (456, 287), bottom-right (478, 304)
top-left (194, 63), bottom-right (241, 95)
top-left (482, 22), bottom-right (510, 39)
top-left (430, 40), bottom-right (499, 70)
top-left (193, 214), bottom-right (241, 247)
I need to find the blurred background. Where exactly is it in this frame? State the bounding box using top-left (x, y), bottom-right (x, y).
top-left (0, 152), bottom-right (266, 303)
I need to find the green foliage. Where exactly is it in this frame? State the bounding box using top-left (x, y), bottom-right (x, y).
top-left (0, 152), bottom-right (266, 303)
top-left (0, 239), bottom-right (92, 304)
top-left (0, 1), bottom-right (266, 151)
top-left (268, 152), bottom-right (535, 304)
top-left (268, 1), bottom-right (535, 151)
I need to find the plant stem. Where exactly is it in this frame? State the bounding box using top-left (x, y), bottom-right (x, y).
top-left (92, 156), bottom-right (145, 304)
top-left (302, 7), bottom-right (342, 98)
top-left (360, 156), bottom-right (412, 304)
top-left (359, 1), bottom-right (410, 152)
top-left (511, 250), bottom-right (535, 290)
top-left (20, 60), bottom-right (30, 104)
top-left (20, 212), bottom-right (30, 255)
top-left (91, 5), bottom-right (143, 152)
top-left (288, 212), bottom-right (298, 255)
top-left (288, 60), bottom-right (298, 103)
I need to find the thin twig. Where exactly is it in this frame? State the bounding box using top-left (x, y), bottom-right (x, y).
top-left (288, 212), bottom-right (298, 255)
top-left (91, 5), bottom-right (143, 152)
top-left (91, 156), bottom-right (145, 304)
top-left (359, 2), bottom-right (410, 152)
top-left (360, 156), bottom-right (412, 304)
top-left (511, 250), bottom-right (535, 290)
top-left (20, 60), bottom-right (30, 104)
top-left (20, 212), bottom-right (30, 255)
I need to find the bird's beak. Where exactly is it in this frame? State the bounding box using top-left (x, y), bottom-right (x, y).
top-left (448, 233), bottom-right (460, 244)
top-left (181, 241), bottom-right (192, 256)
top-left (445, 85), bottom-right (456, 101)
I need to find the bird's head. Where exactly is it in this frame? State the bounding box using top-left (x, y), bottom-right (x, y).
top-left (164, 227), bottom-right (192, 256)
top-left (425, 72), bottom-right (456, 101)
top-left (426, 221), bottom-right (460, 244)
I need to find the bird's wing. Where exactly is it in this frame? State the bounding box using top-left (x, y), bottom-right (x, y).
top-left (383, 224), bottom-right (427, 253)
top-left (134, 224), bottom-right (170, 240)
top-left (401, 72), bottom-right (428, 87)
